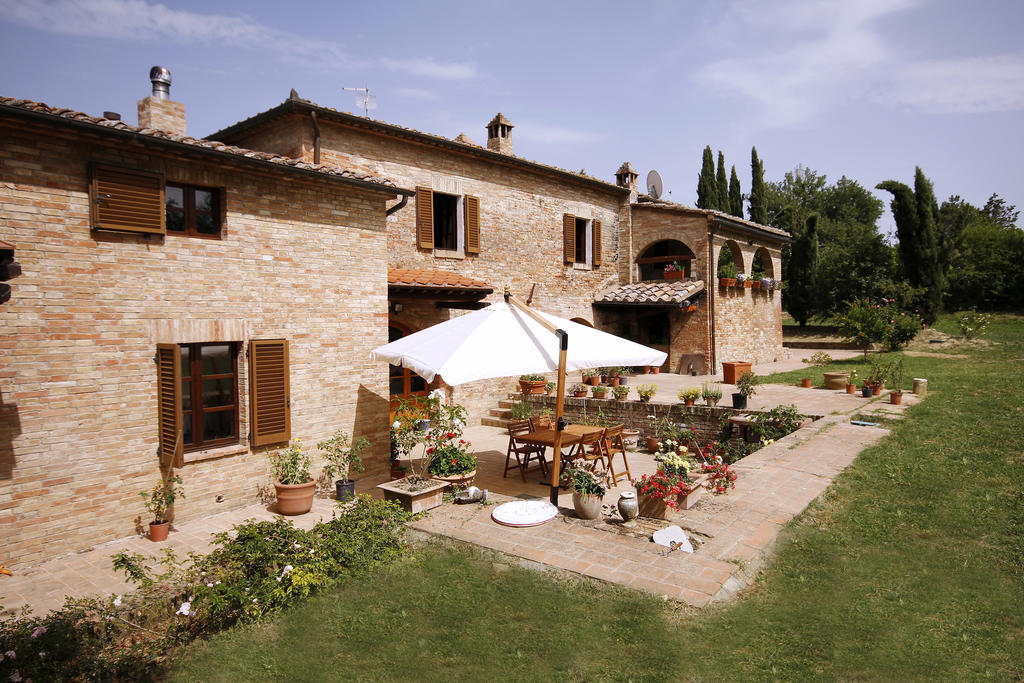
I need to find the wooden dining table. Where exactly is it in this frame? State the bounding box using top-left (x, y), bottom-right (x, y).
top-left (516, 424), bottom-right (604, 463)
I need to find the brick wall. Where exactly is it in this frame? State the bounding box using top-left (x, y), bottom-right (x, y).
top-left (0, 117), bottom-right (394, 568)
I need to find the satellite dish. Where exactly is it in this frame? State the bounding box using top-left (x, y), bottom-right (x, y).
top-left (647, 170), bottom-right (663, 199)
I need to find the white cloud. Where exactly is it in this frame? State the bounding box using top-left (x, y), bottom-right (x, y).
top-left (0, 0), bottom-right (476, 79)
top-left (395, 87), bottom-right (440, 100)
top-left (879, 54), bottom-right (1024, 114)
top-left (514, 121), bottom-right (606, 145)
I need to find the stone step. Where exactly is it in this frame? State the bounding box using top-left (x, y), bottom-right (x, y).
top-left (481, 416), bottom-right (512, 429)
top-left (490, 407), bottom-right (512, 418)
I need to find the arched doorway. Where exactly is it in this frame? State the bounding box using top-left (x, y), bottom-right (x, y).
top-left (637, 240), bottom-right (696, 280)
top-left (716, 240), bottom-right (744, 278)
top-left (388, 323), bottom-right (428, 401)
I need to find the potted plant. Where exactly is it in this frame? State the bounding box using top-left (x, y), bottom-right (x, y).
top-left (510, 399), bottom-right (534, 421)
top-left (735, 272), bottom-right (747, 288)
top-left (570, 382), bottom-right (588, 397)
top-left (636, 383), bottom-right (657, 403)
top-left (140, 475), bottom-right (184, 542)
top-left (846, 370), bottom-right (859, 394)
top-left (733, 371), bottom-right (757, 409)
top-left (317, 430), bottom-right (369, 502)
top-left (889, 358), bottom-right (905, 405)
top-left (663, 261), bottom-right (684, 280)
top-left (389, 417), bottom-right (419, 480)
top-left (564, 460), bottom-right (609, 520)
top-left (678, 386), bottom-right (700, 406)
top-left (612, 384), bottom-right (630, 401)
top-left (615, 367), bottom-right (629, 385)
top-left (427, 438), bottom-right (477, 490)
top-left (377, 391), bottom-right (463, 513)
top-left (718, 263), bottom-right (737, 288)
top-left (701, 382), bottom-right (723, 406)
top-left (867, 359), bottom-right (890, 396)
top-left (269, 439), bottom-right (315, 515)
top-left (518, 373), bottom-right (547, 394)
top-left (582, 368), bottom-right (601, 386)
top-left (545, 381), bottom-right (556, 396)
top-left (591, 384), bottom-right (609, 399)
top-left (635, 469), bottom-right (700, 518)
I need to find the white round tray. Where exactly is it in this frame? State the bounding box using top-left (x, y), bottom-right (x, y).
top-left (491, 500), bottom-right (559, 527)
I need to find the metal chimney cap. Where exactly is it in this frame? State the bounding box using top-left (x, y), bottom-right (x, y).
top-left (149, 66), bottom-right (171, 99)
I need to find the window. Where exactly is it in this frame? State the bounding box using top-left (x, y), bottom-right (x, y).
top-left (562, 213), bottom-right (602, 266)
top-left (156, 339), bottom-right (290, 462)
top-left (415, 186), bottom-right (480, 254)
top-left (179, 343), bottom-right (239, 451)
top-left (166, 184), bottom-right (221, 238)
top-left (90, 164), bottom-right (165, 234)
top-left (388, 325), bottom-right (428, 398)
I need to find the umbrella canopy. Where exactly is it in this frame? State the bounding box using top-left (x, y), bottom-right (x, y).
top-left (370, 301), bottom-right (666, 385)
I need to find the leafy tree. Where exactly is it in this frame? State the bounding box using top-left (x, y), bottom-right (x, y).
top-left (729, 165), bottom-right (743, 218)
top-left (696, 146), bottom-right (718, 210)
top-left (982, 192), bottom-right (1019, 228)
top-left (783, 209), bottom-right (819, 326)
top-left (945, 195), bottom-right (1024, 310)
top-left (749, 147), bottom-right (767, 224)
top-left (716, 151), bottom-right (729, 212)
top-left (877, 168), bottom-right (944, 323)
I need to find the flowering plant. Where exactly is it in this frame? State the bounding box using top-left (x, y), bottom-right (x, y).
top-left (413, 389), bottom-right (470, 482)
top-left (564, 460), bottom-right (609, 496)
top-left (663, 261), bottom-right (682, 272)
top-left (635, 470), bottom-right (694, 507)
top-left (636, 384), bottom-right (657, 402)
top-left (317, 430), bottom-right (368, 483)
top-left (570, 382), bottom-right (588, 393)
top-left (427, 441), bottom-right (476, 477)
top-left (678, 386), bottom-right (701, 402)
top-left (703, 457), bottom-right (737, 493)
top-left (735, 272), bottom-right (747, 283)
top-left (269, 440), bottom-right (312, 485)
top-left (655, 451), bottom-right (696, 477)
top-left (958, 310), bottom-right (991, 339)
top-left (140, 475), bottom-right (185, 523)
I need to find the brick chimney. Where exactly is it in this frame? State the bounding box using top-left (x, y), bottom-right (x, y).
top-left (137, 66), bottom-right (186, 136)
top-left (615, 162), bottom-right (639, 193)
top-left (486, 113), bottom-right (514, 155)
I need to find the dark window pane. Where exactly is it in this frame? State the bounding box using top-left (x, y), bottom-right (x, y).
top-left (202, 410), bottom-right (235, 441)
top-left (166, 209), bottom-right (185, 232)
top-left (410, 375), bottom-right (427, 393)
top-left (182, 411), bottom-right (193, 445)
top-left (432, 192), bottom-right (458, 250)
top-left (181, 378), bottom-right (192, 411)
top-left (179, 345), bottom-right (190, 368)
top-left (195, 189), bottom-right (214, 213)
top-left (575, 218), bottom-right (587, 262)
top-left (165, 185), bottom-right (183, 209)
top-left (202, 378), bottom-right (235, 407)
top-left (390, 376), bottom-right (405, 395)
top-left (195, 212), bottom-right (217, 234)
top-left (200, 344), bottom-right (233, 374)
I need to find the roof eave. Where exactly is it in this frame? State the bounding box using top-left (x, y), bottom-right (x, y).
top-left (0, 102), bottom-right (412, 197)
top-left (211, 99), bottom-right (630, 196)
top-left (711, 215), bottom-right (792, 243)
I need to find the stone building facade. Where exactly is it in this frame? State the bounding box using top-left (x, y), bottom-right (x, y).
top-left (0, 89), bottom-right (407, 568)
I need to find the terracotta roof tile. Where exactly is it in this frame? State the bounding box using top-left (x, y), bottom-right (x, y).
top-left (0, 97), bottom-right (402, 190)
top-left (595, 279), bottom-right (705, 305)
top-left (388, 269), bottom-right (492, 291)
top-left (635, 194), bottom-right (790, 239)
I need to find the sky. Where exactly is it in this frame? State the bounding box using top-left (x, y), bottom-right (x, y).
top-left (2, 0), bottom-right (1023, 235)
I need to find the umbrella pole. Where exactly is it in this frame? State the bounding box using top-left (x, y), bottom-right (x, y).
top-left (504, 290), bottom-right (568, 507)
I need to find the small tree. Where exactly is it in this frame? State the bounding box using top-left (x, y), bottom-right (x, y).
top-left (729, 165), bottom-right (743, 218)
top-left (716, 150), bottom-right (729, 212)
top-left (697, 146), bottom-right (719, 210)
top-left (749, 146), bottom-right (767, 224)
top-left (786, 211), bottom-right (819, 326)
top-left (837, 298), bottom-right (888, 357)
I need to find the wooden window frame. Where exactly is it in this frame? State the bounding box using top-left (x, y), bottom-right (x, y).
top-left (165, 182), bottom-right (224, 239)
top-left (181, 342), bottom-right (240, 452)
top-left (416, 186), bottom-right (481, 255)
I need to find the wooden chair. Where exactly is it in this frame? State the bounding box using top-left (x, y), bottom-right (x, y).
top-left (504, 419), bottom-right (548, 482)
top-left (577, 427), bottom-right (608, 473)
top-left (601, 424), bottom-right (632, 486)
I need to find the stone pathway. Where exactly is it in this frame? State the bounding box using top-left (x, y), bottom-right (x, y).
top-left (1, 362), bottom-right (920, 614)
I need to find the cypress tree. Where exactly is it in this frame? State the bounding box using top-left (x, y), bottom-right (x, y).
top-left (716, 151), bottom-right (729, 212)
top-left (696, 146), bottom-right (718, 210)
top-left (729, 165), bottom-right (743, 218)
top-left (877, 167), bottom-right (944, 323)
top-left (786, 210), bottom-right (819, 326)
top-left (749, 147), bottom-right (767, 224)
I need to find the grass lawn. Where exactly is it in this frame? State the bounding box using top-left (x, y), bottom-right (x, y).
top-left (171, 314), bottom-right (1024, 681)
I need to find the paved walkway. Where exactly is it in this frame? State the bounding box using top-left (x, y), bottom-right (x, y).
top-left (1, 353), bottom-right (918, 614)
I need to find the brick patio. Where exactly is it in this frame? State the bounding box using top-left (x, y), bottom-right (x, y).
top-left (1, 351), bottom-right (919, 614)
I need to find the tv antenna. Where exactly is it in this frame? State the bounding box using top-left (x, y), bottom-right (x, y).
top-left (646, 169), bottom-right (664, 199)
top-left (342, 86), bottom-right (376, 117)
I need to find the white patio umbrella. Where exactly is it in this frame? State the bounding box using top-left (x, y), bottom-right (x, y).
top-left (370, 291), bottom-right (667, 504)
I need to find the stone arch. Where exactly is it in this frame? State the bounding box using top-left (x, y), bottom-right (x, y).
top-left (716, 239), bottom-right (744, 278)
top-left (636, 239), bottom-right (698, 280)
top-left (750, 247), bottom-right (775, 279)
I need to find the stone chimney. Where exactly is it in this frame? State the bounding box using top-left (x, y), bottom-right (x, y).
top-left (486, 113), bottom-right (514, 155)
top-left (137, 66), bottom-right (186, 136)
top-left (615, 161), bottom-right (639, 194)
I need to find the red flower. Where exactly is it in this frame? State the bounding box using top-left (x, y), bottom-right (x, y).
top-left (451, 459), bottom-right (457, 465)
top-left (426, 446), bottom-right (434, 455)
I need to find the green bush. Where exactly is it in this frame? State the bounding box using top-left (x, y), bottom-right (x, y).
top-left (0, 497), bottom-right (409, 681)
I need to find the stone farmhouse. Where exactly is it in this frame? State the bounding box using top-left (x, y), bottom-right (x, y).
top-left (0, 69), bottom-right (787, 567)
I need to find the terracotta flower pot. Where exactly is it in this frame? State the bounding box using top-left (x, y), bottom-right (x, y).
top-left (664, 270), bottom-right (683, 280)
top-left (149, 521), bottom-right (169, 542)
top-left (684, 399), bottom-right (695, 406)
top-left (846, 383), bottom-right (856, 394)
top-left (572, 390), bottom-right (587, 397)
top-left (572, 492), bottom-right (603, 520)
top-left (433, 469), bottom-right (476, 490)
top-left (651, 366), bottom-right (660, 374)
top-left (890, 392), bottom-right (903, 405)
top-left (274, 478), bottom-right (316, 515)
top-left (519, 379), bottom-right (546, 395)
top-left (800, 378), bottom-right (812, 388)
top-left (872, 385), bottom-right (882, 396)
top-left (646, 436), bottom-right (661, 453)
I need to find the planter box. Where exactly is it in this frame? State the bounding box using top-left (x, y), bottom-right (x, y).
top-left (376, 477), bottom-right (447, 514)
top-left (637, 493), bottom-right (671, 520)
top-left (519, 379), bottom-right (546, 395)
top-left (722, 361), bottom-right (752, 385)
top-left (664, 270), bottom-right (683, 280)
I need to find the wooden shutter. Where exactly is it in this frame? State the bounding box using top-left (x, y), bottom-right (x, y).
top-left (416, 186), bottom-right (434, 249)
top-left (90, 164), bottom-right (165, 234)
top-left (249, 339), bottom-right (290, 447)
top-left (156, 344), bottom-right (183, 468)
top-left (592, 219), bottom-right (602, 267)
top-left (464, 195), bottom-right (480, 254)
top-left (563, 213), bottom-right (576, 263)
